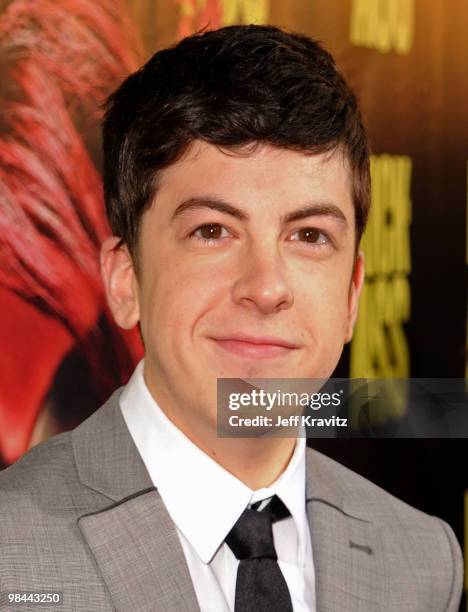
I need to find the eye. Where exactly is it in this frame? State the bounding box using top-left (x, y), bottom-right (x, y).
top-left (189, 223), bottom-right (230, 244)
top-left (288, 227), bottom-right (332, 247)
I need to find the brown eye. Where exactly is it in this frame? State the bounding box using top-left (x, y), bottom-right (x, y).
top-left (289, 227), bottom-right (329, 245)
top-left (298, 228), bottom-right (320, 242)
top-left (191, 223), bottom-right (229, 243)
top-left (199, 224), bottom-right (222, 239)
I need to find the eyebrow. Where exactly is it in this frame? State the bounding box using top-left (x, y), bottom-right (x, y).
top-left (171, 196), bottom-right (349, 227)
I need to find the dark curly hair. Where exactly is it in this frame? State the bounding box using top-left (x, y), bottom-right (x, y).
top-left (103, 24), bottom-right (370, 263)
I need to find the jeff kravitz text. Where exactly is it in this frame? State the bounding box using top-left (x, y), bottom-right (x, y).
top-left (228, 414), bottom-right (348, 428)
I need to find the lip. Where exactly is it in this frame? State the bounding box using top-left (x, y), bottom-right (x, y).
top-left (210, 335), bottom-right (300, 359)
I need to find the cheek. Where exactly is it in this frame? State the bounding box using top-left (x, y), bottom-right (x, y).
top-left (142, 261), bottom-right (222, 348)
top-left (299, 269), bottom-right (351, 336)
top-left (301, 277), bottom-right (350, 377)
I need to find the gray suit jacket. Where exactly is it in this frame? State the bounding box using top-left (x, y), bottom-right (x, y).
top-left (0, 389), bottom-right (463, 611)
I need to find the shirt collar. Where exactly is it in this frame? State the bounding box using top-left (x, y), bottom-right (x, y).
top-left (120, 360), bottom-right (307, 565)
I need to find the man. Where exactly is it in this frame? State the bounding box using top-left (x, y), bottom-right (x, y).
top-left (0, 25), bottom-right (463, 612)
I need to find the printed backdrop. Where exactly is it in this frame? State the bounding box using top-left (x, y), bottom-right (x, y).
top-left (1, 0), bottom-right (467, 604)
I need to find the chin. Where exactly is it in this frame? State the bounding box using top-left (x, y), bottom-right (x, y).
top-left (222, 363), bottom-right (299, 380)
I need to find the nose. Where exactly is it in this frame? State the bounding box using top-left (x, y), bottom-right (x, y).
top-left (231, 242), bottom-right (294, 315)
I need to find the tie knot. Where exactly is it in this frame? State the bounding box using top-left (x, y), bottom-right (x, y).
top-left (225, 495), bottom-right (290, 561)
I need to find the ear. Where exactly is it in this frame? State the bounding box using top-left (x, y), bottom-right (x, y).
top-left (100, 237), bottom-right (140, 329)
top-left (344, 249), bottom-right (365, 343)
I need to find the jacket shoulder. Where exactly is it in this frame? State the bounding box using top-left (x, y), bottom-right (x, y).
top-left (308, 447), bottom-right (463, 610)
top-left (0, 429), bottom-right (100, 535)
top-left (309, 447), bottom-right (440, 526)
top-left (0, 393), bottom-right (122, 527)
top-left (0, 430), bottom-right (74, 497)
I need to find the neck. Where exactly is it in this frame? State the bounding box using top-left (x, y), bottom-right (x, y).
top-left (191, 430), bottom-right (297, 490)
top-left (145, 373), bottom-right (296, 490)
top-left (165, 402), bottom-right (297, 489)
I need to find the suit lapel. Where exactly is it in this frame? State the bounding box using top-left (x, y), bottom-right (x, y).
top-left (72, 390), bottom-right (200, 612)
top-left (305, 448), bottom-right (385, 611)
top-left (78, 488), bottom-right (199, 612)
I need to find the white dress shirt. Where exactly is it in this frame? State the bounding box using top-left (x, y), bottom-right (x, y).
top-left (120, 360), bottom-right (316, 612)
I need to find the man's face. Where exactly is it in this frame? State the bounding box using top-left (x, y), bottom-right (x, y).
top-left (104, 141), bottom-right (364, 429)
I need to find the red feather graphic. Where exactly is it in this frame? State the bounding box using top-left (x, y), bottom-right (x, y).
top-left (0, 0), bottom-right (144, 464)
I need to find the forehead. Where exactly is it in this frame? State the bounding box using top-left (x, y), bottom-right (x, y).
top-left (154, 140), bottom-right (354, 222)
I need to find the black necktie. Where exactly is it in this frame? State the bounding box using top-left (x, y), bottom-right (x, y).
top-left (225, 495), bottom-right (294, 612)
